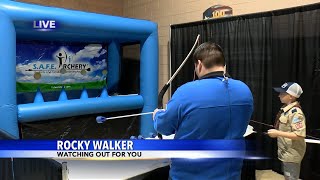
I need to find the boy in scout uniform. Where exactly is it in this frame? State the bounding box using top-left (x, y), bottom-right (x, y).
top-left (268, 82), bottom-right (306, 180)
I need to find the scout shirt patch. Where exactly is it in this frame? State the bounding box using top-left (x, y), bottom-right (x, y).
top-left (292, 116), bottom-right (303, 129)
top-left (291, 108), bottom-right (297, 113)
top-left (295, 122), bottom-right (304, 129)
top-left (292, 117), bottom-right (301, 123)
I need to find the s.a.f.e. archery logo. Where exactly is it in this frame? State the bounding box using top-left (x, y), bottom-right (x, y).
top-left (27, 50), bottom-right (91, 80)
top-left (55, 51), bottom-right (90, 75)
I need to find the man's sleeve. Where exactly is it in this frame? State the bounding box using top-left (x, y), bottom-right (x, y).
top-left (290, 109), bottom-right (306, 137)
top-left (153, 89), bottom-right (183, 135)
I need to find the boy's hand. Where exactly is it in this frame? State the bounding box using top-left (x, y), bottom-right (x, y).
top-left (267, 129), bottom-right (280, 138)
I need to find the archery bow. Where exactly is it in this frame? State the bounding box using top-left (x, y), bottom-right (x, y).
top-left (156, 34), bottom-right (200, 139)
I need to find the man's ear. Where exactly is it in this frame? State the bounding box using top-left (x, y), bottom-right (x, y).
top-left (197, 60), bottom-right (202, 71)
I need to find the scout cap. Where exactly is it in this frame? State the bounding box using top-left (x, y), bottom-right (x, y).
top-left (273, 82), bottom-right (303, 98)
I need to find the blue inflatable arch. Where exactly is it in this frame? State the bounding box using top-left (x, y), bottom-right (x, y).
top-left (0, 0), bottom-right (158, 139)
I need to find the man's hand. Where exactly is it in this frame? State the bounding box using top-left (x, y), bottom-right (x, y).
top-left (153, 108), bottom-right (160, 120)
top-left (153, 108), bottom-right (165, 120)
top-left (267, 129), bottom-right (280, 138)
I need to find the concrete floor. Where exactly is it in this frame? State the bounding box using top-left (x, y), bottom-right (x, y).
top-left (256, 170), bottom-right (285, 180)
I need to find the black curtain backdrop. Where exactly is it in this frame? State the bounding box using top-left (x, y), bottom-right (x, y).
top-left (0, 158), bottom-right (62, 180)
top-left (171, 3), bottom-right (320, 180)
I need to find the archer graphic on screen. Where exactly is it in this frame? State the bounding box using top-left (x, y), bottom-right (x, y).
top-left (56, 50), bottom-right (68, 69)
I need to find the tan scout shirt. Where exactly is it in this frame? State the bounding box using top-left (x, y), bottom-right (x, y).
top-left (277, 101), bottom-right (306, 163)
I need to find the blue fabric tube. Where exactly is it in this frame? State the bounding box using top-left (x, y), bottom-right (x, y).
top-left (0, 11), bottom-right (19, 139)
top-left (107, 41), bottom-right (120, 93)
top-left (18, 95), bottom-right (144, 122)
top-left (140, 32), bottom-right (159, 136)
top-left (0, 1), bottom-right (159, 139)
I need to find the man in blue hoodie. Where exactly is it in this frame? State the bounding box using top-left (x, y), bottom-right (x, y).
top-left (153, 42), bottom-right (254, 180)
